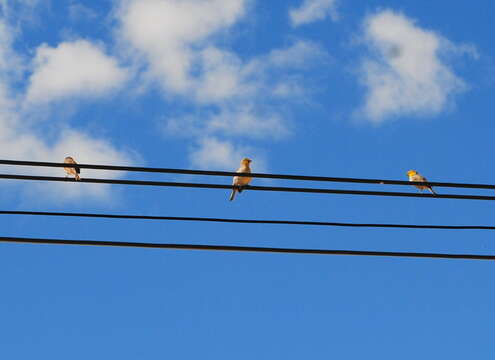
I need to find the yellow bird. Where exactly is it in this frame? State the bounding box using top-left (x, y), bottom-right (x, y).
top-left (64, 156), bottom-right (81, 181)
top-left (229, 158), bottom-right (252, 201)
top-left (407, 170), bottom-right (436, 195)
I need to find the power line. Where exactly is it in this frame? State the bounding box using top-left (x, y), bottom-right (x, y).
top-left (2, 210), bottom-right (495, 230)
top-left (1, 173), bottom-right (495, 201)
top-left (0, 159), bottom-right (493, 190)
top-left (1, 236), bottom-right (494, 261)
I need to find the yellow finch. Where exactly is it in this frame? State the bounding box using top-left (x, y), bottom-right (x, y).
top-left (64, 156), bottom-right (81, 181)
top-left (229, 158), bottom-right (252, 201)
top-left (407, 170), bottom-right (436, 195)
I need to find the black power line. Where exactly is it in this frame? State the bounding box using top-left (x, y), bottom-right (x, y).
top-left (1, 173), bottom-right (495, 201)
top-left (0, 159), bottom-right (493, 190)
top-left (2, 210), bottom-right (495, 230)
top-left (1, 236), bottom-right (494, 261)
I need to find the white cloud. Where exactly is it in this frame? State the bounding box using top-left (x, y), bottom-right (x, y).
top-left (162, 40), bottom-right (326, 144)
top-left (289, 0), bottom-right (338, 27)
top-left (165, 104), bottom-right (290, 140)
top-left (0, 123), bottom-right (134, 202)
top-left (192, 40), bottom-right (327, 103)
top-left (117, 0), bottom-right (246, 97)
top-left (189, 136), bottom-right (265, 171)
top-left (0, 82), bottom-right (134, 202)
top-left (118, 1), bottom-right (325, 101)
top-left (117, 0), bottom-right (328, 170)
top-left (189, 137), bottom-right (245, 170)
top-left (262, 40), bottom-right (327, 68)
top-left (0, 19), bottom-right (134, 203)
top-left (359, 10), bottom-right (472, 123)
top-left (195, 46), bottom-right (254, 103)
top-left (0, 20), bottom-right (23, 79)
top-left (206, 105), bottom-right (289, 139)
top-left (26, 39), bottom-right (129, 103)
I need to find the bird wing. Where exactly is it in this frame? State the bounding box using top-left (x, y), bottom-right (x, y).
top-left (411, 174), bottom-right (426, 182)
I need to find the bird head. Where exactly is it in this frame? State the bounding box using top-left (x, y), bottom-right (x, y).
top-left (241, 158), bottom-right (252, 165)
top-left (407, 170), bottom-right (417, 177)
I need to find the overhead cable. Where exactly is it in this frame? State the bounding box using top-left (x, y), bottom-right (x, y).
top-left (1, 236), bottom-right (494, 261)
top-left (2, 210), bottom-right (495, 230)
top-left (0, 159), bottom-right (493, 190)
top-left (1, 173), bottom-right (495, 201)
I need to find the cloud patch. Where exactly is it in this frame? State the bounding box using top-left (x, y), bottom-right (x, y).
top-left (68, 2), bottom-right (98, 21)
top-left (189, 136), bottom-right (265, 172)
top-left (116, 0), bottom-right (328, 170)
top-left (0, 18), bottom-right (134, 203)
top-left (358, 10), bottom-right (473, 123)
top-left (289, 0), bottom-right (338, 27)
top-left (165, 104), bottom-right (290, 140)
top-left (0, 123), bottom-right (134, 202)
top-left (26, 39), bottom-right (129, 103)
top-left (117, 0), bottom-right (246, 98)
top-left (117, 0), bottom-right (326, 104)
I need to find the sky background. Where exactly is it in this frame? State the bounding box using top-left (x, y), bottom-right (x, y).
top-left (1, 0), bottom-right (495, 359)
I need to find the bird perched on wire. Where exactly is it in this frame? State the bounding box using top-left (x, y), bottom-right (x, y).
top-left (229, 158), bottom-right (252, 201)
top-left (407, 170), bottom-right (436, 195)
top-left (64, 156), bottom-right (81, 181)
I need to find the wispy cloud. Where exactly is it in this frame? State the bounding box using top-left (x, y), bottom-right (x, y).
top-left (189, 136), bottom-right (266, 172)
top-left (0, 0), bottom-right (46, 25)
top-left (289, 0), bottom-right (338, 27)
top-left (262, 40), bottom-right (328, 68)
top-left (160, 40), bottom-right (326, 168)
top-left (117, 0), bottom-right (327, 169)
top-left (0, 0), bottom-right (41, 14)
top-left (165, 104), bottom-right (290, 140)
top-left (0, 17), bottom-right (134, 203)
top-left (68, 2), bottom-right (98, 21)
top-left (358, 10), bottom-right (475, 123)
top-left (0, 126), bottom-right (134, 203)
top-left (0, 0), bottom-right (330, 201)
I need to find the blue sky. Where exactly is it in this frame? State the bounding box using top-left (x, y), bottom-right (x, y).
top-left (1, 0), bottom-right (495, 359)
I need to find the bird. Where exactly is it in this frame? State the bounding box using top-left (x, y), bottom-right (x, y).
top-left (407, 170), bottom-right (436, 195)
top-left (64, 156), bottom-right (81, 181)
top-left (229, 158), bottom-right (252, 201)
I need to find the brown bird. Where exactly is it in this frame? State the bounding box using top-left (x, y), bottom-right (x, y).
top-left (407, 169), bottom-right (436, 195)
top-left (229, 158), bottom-right (252, 201)
top-left (64, 156), bottom-right (81, 181)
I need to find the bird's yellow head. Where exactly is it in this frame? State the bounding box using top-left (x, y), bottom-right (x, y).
top-left (407, 170), bottom-right (417, 177)
top-left (241, 158), bottom-right (252, 165)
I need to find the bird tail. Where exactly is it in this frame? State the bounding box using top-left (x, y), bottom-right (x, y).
top-left (428, 187), bottom-right (436, 195)
top-left (229, 189), bottom-right (236, 201)
top-left (75, 173), bottom-right (81, 181)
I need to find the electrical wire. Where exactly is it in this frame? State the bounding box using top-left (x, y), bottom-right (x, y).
top-left (2, 210), bottom-right (495, 230)
top-left (1, 236), bottom-right (494, 261)
top-left (1, 173), bottom-right (495, 201)
top-left (0, 159), bottom-right (493, 190)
